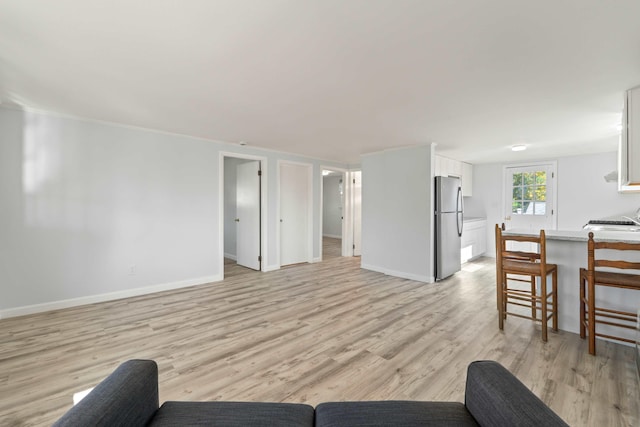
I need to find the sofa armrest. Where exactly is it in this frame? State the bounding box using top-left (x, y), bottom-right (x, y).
top-left (464, 360), bottom-right (568, 427)
top-left (53, 359), bottom-right (159, 427)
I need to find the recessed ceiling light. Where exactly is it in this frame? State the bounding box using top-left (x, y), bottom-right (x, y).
top-left (238, 141), bottom-right (247, 146)
top-left (511, 144), bottom-right (527, 152)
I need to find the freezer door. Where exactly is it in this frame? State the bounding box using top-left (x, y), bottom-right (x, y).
top-left (436, 212), bottom-right (462, 280)
top-left (436, 176), bottom-right (461, 213)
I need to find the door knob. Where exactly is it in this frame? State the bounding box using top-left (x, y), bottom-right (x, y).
top-left (235, 218), bottom-right (240, 222)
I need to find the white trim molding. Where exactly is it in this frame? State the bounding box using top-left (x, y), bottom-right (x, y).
top-left (0, 275), bottom-right (222, 320)
top-left (361, 263), bottom-right (432, 283)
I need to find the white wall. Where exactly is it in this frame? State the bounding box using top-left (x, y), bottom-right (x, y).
top-left (556, 152), bottom-right (640, 228)
top-left (361, 145), bottom-right (433, 282)
top-left (322, 175), bottom-right (343, 238)
top-left (472, 151), bottom-right (640, 256)
top-left (0, 108), bottom-right (220, 314)
top-left (0, 107), bottom-right (347, 317)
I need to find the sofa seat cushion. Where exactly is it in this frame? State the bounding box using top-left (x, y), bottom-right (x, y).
top-left (315, 401), bottom-right (479, 426)
top-left (148, 401), bottom-right (314, 426)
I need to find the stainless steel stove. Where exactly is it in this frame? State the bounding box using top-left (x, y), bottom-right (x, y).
top-left (583, 219), bottom-right (640, 232)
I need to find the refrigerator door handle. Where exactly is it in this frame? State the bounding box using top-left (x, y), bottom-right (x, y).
top-left (456, 186), bottom-right (463, 237)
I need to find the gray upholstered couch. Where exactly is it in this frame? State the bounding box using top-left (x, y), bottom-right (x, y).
top-left (53, 359), bottom-right (568, 426)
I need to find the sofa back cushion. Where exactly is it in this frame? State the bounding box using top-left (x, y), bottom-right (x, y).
top-left (464, 360), bottom-right (568, 427)
top-left (53, 359), bottom-right (159, 427)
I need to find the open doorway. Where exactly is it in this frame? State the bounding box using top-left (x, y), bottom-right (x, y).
top-left (221, 153), bottom-right (266, 278)
top-left (351, 170), bottom-right (362, 257)
top-left (322, 169), bottom-right (345, 260)
top-left (320, 168), bottom-right (361, 260)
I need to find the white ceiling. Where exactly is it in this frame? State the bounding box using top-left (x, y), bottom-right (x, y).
top-left (1, 0), bottom-right (639, 164)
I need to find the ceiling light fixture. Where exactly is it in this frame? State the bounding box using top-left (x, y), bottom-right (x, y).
top-left (511, 144), bottom-right (527, 152)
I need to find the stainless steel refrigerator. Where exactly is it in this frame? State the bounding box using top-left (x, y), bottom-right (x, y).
top-left (435, 176), bottom-right (463, 280)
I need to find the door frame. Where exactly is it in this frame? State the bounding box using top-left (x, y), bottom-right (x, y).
top-left (278, 160), bottom-right (313, 267)
top-left (319, 166), bottom-right (350, 259)
top-left (501, 160), bottom-right (558, 230)
top-left (345, 169), bottom-right (361, 257)
top-left (219, 151), bottom-right (268, 276)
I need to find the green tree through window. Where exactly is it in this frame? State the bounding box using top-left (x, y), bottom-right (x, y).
top-left (512, 171), bottom-right (546, 215)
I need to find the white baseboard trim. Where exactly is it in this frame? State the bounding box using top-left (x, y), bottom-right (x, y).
top-left (264, 264), bottom-right (280, 272)
top-left (322, 234), bottom-right (342, 239)
top-left (311, 257), bottom-right (322, 263)
top-left (224, 252), bottom-right (237, 261)
top-left (360, 263), bottom-right (430, 283)
top-left (0, 274), bottom-right (222, 320)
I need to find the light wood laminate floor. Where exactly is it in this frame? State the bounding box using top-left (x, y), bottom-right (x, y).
top-left (1, 239), bottom-right (639, 426)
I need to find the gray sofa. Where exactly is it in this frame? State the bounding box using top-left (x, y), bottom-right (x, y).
top-left (53, 359), bottom-right (568, 426)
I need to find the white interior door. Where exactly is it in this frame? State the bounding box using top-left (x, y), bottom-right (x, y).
top-left (236, 161), bottom-right (261, 270)
top-left (280, 163), bottom-right (310, 266)
top-left (353, 171), bottom-right (362, 256)
top-left (503, 163), bottom-right (556, 251)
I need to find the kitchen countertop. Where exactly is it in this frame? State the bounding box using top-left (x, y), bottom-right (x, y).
top-left (504, 228), bottom-right (640, 243)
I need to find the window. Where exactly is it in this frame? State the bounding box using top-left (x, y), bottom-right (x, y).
top-left (511, 171), bottom-right (546, 216)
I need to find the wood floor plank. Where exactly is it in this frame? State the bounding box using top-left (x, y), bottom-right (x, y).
top-left (0, 237), bottom-right (638, 426)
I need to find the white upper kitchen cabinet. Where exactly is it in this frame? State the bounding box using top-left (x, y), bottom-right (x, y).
top-left (435, 155), bottom-right (473, 197)
top-left (462, 162), bottom-right (473, 197)
top-left (619, 85), bottom-right (640, 192)
top-left (435, 155), bottom-right (462, 178)
top-left (447, 157), bottom-right (463, 177)
top-left (434, 155), bottom-right (443, 177)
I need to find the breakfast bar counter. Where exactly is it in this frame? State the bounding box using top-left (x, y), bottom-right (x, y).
top-left (503, 229), bottom-right (640, 342)
top-left (505, 228), bottom-right (640, 244)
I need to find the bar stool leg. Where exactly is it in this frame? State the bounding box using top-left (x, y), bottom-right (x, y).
top-left (503, 273), bottom-right (508, 320)
top-left (498, 273), bottom-right (504, 330)
top-left (496, 275), bottom-right (501, 311)
top-left (552, 269), bottom-right (558, 331)
top-left (530, 275), bottom-right (537, 320)
top-left (579, 272), bottom-right (585, 339)
top-left (541, 274), bottom-right (548, 342)
top-left (587, 274), bottom-right (596, 355)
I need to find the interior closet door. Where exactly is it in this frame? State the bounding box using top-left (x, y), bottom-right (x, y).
top-left (280, 162), bottom-right (311, 266)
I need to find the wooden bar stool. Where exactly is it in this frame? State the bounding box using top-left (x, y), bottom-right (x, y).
top-left (579, 232), bottom-right (640, 355)
top-left (495, 224), bottom-right (558, 341)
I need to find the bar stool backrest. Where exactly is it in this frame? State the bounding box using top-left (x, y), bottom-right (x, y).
top-left (495, 225), bottom-right (547, 270)
top-left (582, 232), bottom-right (640, 353)
top-left (587, 232), bottom-right (640, 273)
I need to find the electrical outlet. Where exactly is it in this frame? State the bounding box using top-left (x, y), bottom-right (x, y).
top-left (129, 265), bottom-right (136, 275)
